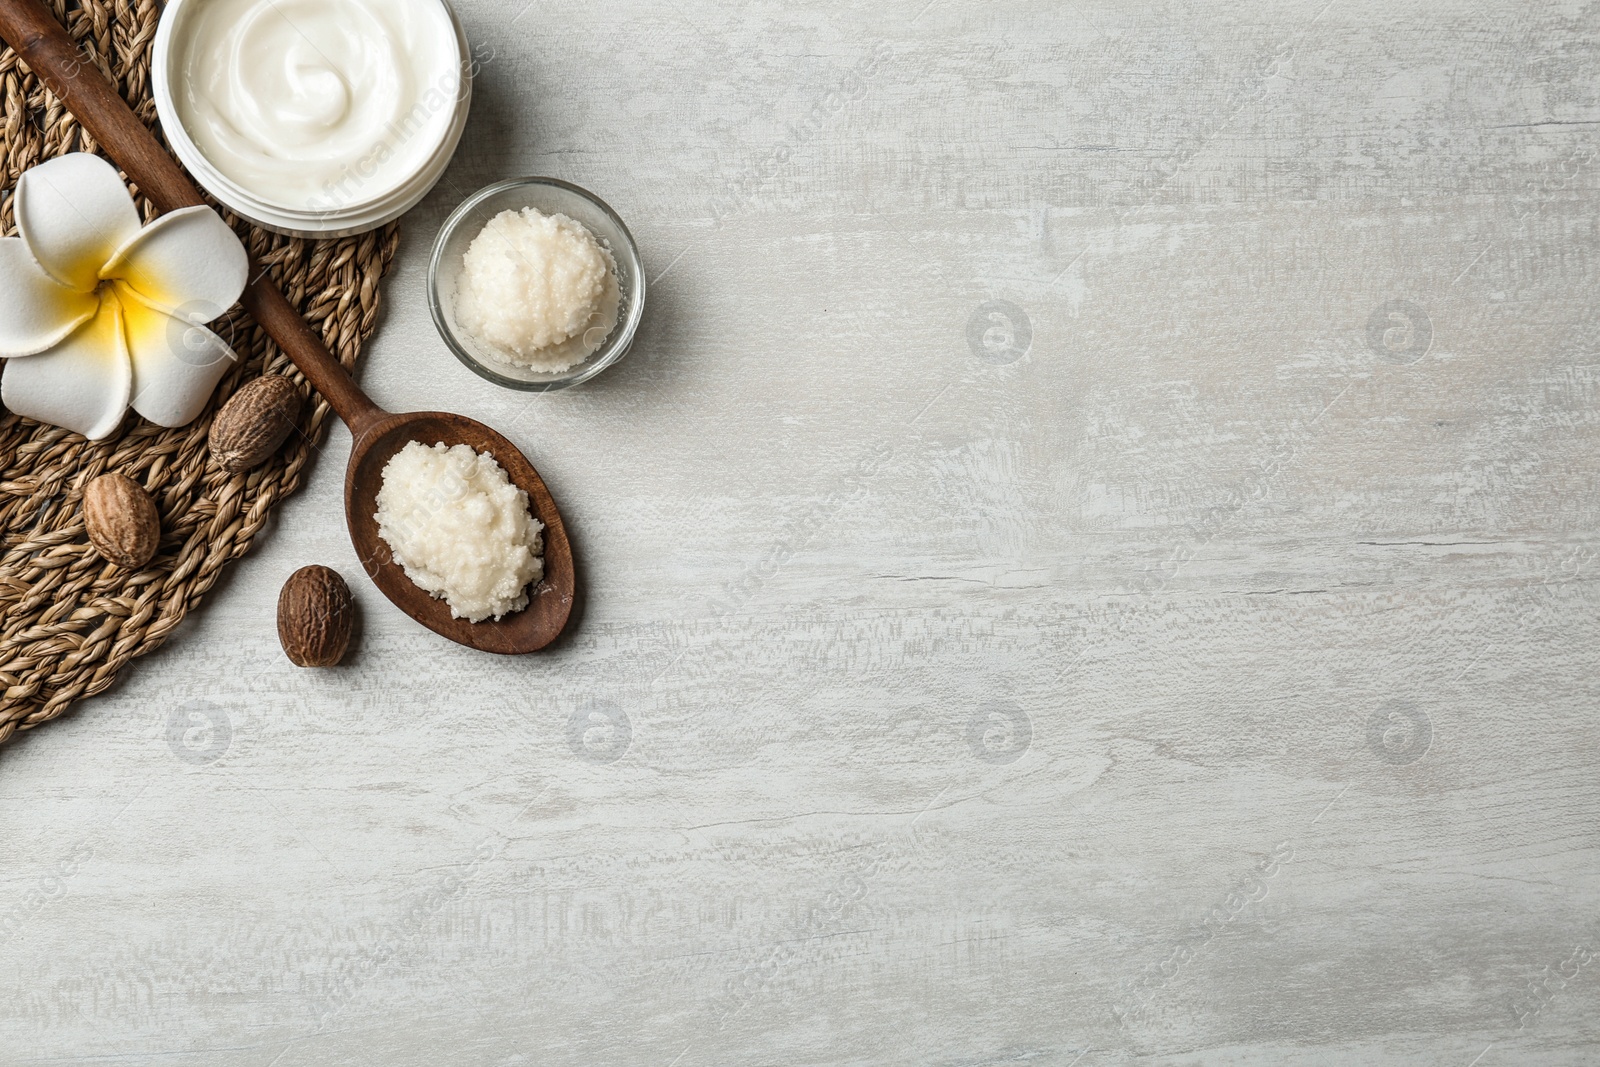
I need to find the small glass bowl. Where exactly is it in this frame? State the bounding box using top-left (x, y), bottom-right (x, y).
top-left (427, 178), bottom-right (645, 391)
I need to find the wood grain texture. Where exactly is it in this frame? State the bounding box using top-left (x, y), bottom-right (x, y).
top-left (2, 0), bottom-right (1598, 1063)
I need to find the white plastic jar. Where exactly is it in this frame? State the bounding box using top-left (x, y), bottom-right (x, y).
top-left (152, 0), bottom-right (472, 237)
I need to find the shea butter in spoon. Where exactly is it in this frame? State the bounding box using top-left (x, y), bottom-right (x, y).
top-left (374, 441), bottom-right (544, 623)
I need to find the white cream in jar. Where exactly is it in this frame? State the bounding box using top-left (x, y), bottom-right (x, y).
top-left (168, 0), bottom-right (463, 213)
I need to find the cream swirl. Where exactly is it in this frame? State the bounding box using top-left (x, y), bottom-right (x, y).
top-left (171, 0), bottom-right (460, 211)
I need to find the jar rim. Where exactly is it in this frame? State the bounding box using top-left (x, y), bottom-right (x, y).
top-left (151, 0), bottom-right (472, 236)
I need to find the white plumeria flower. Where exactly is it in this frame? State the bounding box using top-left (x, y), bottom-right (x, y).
top-left (0, 153), bottom-right (249, 440)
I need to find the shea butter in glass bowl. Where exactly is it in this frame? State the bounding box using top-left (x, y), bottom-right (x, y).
top-left (429, 178), bottom-right (644, 392)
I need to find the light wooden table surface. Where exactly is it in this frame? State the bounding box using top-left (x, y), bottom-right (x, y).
top-left (4, 0), bottom-right (1598, 1063)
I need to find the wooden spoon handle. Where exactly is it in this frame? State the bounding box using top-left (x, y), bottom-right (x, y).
top-left (0, 0), bottom-right (385, 435)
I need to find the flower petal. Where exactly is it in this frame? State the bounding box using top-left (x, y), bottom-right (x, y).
top-left (1, 295), bottom-right (131, 441)
top-left (116, 284), bottom-right (237, 428)
top-left (102, 206), bottom-right (249, 323)
top-left (0, 237), bottom-right (99, 356)
top-left (15, 153), bottom-right (142, 292)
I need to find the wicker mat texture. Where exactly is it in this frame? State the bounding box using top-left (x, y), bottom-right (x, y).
top-left (0, 0), bottom-right (399, 743)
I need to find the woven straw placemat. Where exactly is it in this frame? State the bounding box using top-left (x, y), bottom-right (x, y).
top-left (0, 0), bottom-right (399, 743)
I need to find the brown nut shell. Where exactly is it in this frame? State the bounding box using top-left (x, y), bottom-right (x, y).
top-left (82, 473), bottom-right (160, 570)
top-left (277, 565), bottom-right (354, 668)
top-left (209, 375), bottom-right (303, 473)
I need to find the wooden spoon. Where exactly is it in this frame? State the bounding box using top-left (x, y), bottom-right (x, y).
top-left (0, 0), bottom-right (576, 654)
